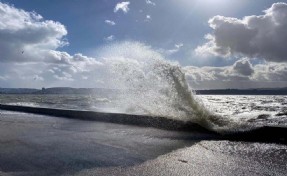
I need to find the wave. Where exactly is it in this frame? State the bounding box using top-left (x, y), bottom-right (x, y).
top-left (98, 41), bottom-right (251, 132)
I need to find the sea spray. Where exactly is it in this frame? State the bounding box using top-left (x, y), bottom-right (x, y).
top-left (97, 41), bottom-right (237, 131)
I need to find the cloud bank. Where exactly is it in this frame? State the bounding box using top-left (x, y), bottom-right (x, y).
top-left (196, 2), bottom-right (287, 62)
top-left (184, 58), bottom-right (287, 89)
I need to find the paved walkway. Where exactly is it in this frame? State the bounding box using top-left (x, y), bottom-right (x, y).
top-left (0, 110), bottom-right (286, 176)
top-left (0, 110), bottom-right (212, 175)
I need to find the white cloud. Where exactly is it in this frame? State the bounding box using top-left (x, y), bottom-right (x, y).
top-left (164, 43), bottom-right (184, 55)
top-left (104, 20), bottom-right (116, 26)
top-left (0, 2), bottom-right (68, 63)
top-left (184, 58), bottom-right (287, 89)
top-left (33, 75), bottom-right (44, 81)
top-left (104, 35), bottom-right (115, 42)
top-left (54, 71), bottom-right (73, 81)
top-left (0, 2), bottom-right (103, 87)
top-left (0, 75), bottom-right (9, 80)
top-left (175, 43), bottom-right (184, 49)
top-left (114, 1), bottom-right (130, 13)
top-left (145, 15), bottom-right (151, 22)
top-left (196, 2), bottom-right (287, 62)
top-left (146, 0), bottom-right (156, 6)
top-left (184, 59), bottom-right (251, 83)
top-left (252, 62), bottom-right (287, 82)
top-left (82, 76), bottom-right (88, 80)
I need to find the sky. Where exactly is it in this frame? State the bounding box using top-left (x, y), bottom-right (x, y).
top-left (0, 0), bottom-right (287, 89)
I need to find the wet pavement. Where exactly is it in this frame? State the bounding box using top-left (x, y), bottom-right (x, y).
top-left (0, 110), bottom-right (211, 175)
top-left (0, 110), bottom-right (286, 176)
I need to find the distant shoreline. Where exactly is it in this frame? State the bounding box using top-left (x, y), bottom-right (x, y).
top-left (1, 87), bottom-right (287, 95)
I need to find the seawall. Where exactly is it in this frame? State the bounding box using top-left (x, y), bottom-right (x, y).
top-left (0, 104), bottom-right (286, 144)
top-left (0, 104), bottom-right (207, 132)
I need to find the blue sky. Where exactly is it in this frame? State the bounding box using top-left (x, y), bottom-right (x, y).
top-left (2, 0), bottom-right (279, 65)
top-left (0, 0), bottom-right (287, 89)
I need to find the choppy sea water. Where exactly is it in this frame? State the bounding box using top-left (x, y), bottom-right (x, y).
top-left (0, 94), bottom-right (286, 131)
top-left (200, 95), bottom-right (287, 128)
top-left (0, 94), bottom-right (118, 113)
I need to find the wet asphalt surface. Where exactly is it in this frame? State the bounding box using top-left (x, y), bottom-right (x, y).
top-left (0, 110), bottom-right (213, 175)
top-left (0, 110), bottom-right (286, 176)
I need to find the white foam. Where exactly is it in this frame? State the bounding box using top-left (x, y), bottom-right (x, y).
top-left (96, 41), bottom-right (238, 132)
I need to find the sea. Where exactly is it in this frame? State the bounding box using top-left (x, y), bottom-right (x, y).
top-left (0, 93), bottom-right (286, 133)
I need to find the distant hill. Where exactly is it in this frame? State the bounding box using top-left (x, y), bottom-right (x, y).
top-left (0, 87), bottom-right (119, 95)
top-left (36, 87), bottom-right (117, 94)
top-left (1, 87), bottom-right (287, 95)
top-left (0, 88), bottom-right (39, 94)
